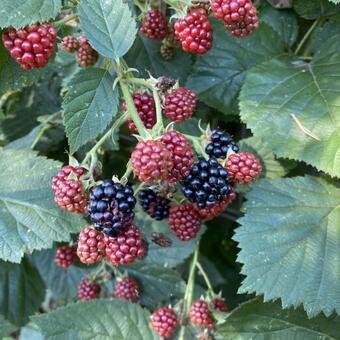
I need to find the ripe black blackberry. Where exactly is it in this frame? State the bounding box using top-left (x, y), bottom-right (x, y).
top-left (88, 179), bottom-right (136, 236)
top-left (205, 128), bottom-right (239, 159)
top-left (139, 189), bottom-right (170, 221)
top-left (181, 158), bottom-right (232, 208)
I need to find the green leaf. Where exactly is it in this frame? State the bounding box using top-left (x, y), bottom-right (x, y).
top-left (233, 176), bottom-right (340, 317)
top-left (293, 0), bottom-right (340, 19)
top-left (5, 125), bottom-right (43, 150)
top-left (186, 21), bottom-right (285, 114)
top-left (20, 323), bottom-right (43, 340)
top-left (63, 68), bottom-right (119, 154)
top-left (32, 299), bottom-right (160, 340)
top-left (0, 315), bottom-right (16, 338)
top-left (122, 262), bottom-right (185, 308)
top-left (329, 0), bottom-right (340, 4)
top-left (135, 211), bottom-right (205, 267)
top-left (0, 41), bottom-right (42, 96)
top-left (313, 15), bottom-right (340, 51)
top-left (0, 149), bottom-right (86, 263)
top-left (125, 35), bottom-right (192, 83)
top-left (0, 0), bottom-right (61, 29)
top-left (239, 136), bottom-right (289, 179)
top-left (30, 247), bottom-right (92, 300)
top-left (240, 34), bottom-right (340, 177)
top-left (79, 0), bottom-right (137, 59)
top-left (0, 258), bottom-right (45, 326)
top-left (260, 5), bottom-right (298, 47)
top-left (217, 297), bottom-right (340, 339)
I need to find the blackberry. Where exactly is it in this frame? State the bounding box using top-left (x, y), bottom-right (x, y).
top-left (212, 298), bottom-right (229, 312)
top-left (139, 189), bottom-right (170, 220)
top-left (114, 276), bottom-right (140, 302)
top-left (61, 35), bottom-right (79, 52)
top-left (151, 307), bottom-right (178, 338)
top-left (88, 180), bottom-right (136, 236)
top-left (55, 245), bottom-right (77, 269)
top-left (205, 128), bottom-right (239, 159)
top-left (189, 300), bottom-right (215, 329)
top-left (140, 9), bottom-right (168, 40)
top-left (77, 278), bottom-right (101, 301)
top-left (181, 158), bottom-right (232, 208)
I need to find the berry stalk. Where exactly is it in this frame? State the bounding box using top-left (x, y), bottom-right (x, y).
top-left (196, 261), bottom-right (215, 298)
top-left (54, 13), bottom-right (79, 29)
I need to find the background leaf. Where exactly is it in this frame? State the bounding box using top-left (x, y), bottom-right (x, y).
top-left (79, 0), bottom-right (137, 59)
top-left (0, 149), bottom-right (86, 263)
top-left (293, 0), bottom-right (340, 19)
top-left (31, 299), bottom-right (160, 340)
top-left (234, 176), bottom-right (340, 317)
top-left (63, 68), bottom-right (119, 154)
top-left (217, 297), bottom-right (340, 339)
top-left (186, 21), bottom-right (285, 114)
top-left (0, 315), bottom-right (16, 338)
top-left (0, 258), bottom-right (45, 326)
top-left (0, 0), bottom-right (61, 29)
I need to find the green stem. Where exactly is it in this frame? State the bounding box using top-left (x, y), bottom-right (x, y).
top-left (196, 261), bottom-right (214, 296)
top-left (184, 134), bottom-right (209, 160)
top-left (294, 18), bottom-right (321, 55)
top-left (31, 126), bottom-right (49, 149)
top-left (126, 77), bottom-right (154, 89)
top-left (152, 87), bottom-right (164, 132)
top-left (54, 13), bottom-right (78, 28)
top-left (120, 81), bottom-right (149, 139)
top-left (178, 243), bottom-right (199, 340)
top-left (120, 161), bottom-right (133, 183)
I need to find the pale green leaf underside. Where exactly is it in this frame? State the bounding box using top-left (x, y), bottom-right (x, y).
top-left (240, 36), bottom-right (340, 177)
top-left (79, 0), bottom-right (137, 59)
top-left (0, 149), bottom-right (86, 263)
top-left (0, 0), bottom-right (61, 29)
top-left (217, 297), bottom-right (340, 340)
top-left (32, 299), bottom-right (160, 340)
top-left (186, 21), bottom-right (285, 113)
top-left (63, 68), bottom-right (119, 154)
top-left (234, 176), bottom-right (340, 317)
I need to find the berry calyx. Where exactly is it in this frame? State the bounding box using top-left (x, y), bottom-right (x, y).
top-left (104, 224), bottom-right (146, 265)
top-left (114, 276), bottom-right (140, 302)
top-left (212, 298), bottom-right (229, 312)
top-left (139, 189), bottom-right (170, 220)
top-left (88, 180), bottom-right (136, 236)
top-left (225, 151), bottom-right (262, 184)
top-left (76, 36), bottom-right (98, 67)
top-left (140, 9), bottom-right (168, 40)
top-left (55, 245), bottom-right (77, 269)
top-left (205, 128), bottom-right (239, 159)
top-left (189, 300), bottom-right (215, 329)
top-left (77, 226), bottom-right (106, 265)
top-left (168, 203), bottom-right (201, 241)
top-left (181, 158), bottom-right (232, 208)
top-left (163, 88), bottom-right (197, 124)
top-left (2, 23), bottom-right (57, 70)
top-left (51, 165), bottom-right (88, 214)
top-left (174, 8), bottom-right (213, 54)
top-left (161, 131), bottom-right (195, 182)
top-left (77, 278), bottom-right (101, 301)
top-left (61, 35), bottom-right (79, 52)
top-left (150, 307), bottom-right (178, 338)
top-left (211, 0), bottom-right (259, 37)
top-left (131, 140), bottom-right (173, 183)
top-left (195, 191), bottom-right (236, 220)
top-left (123, 93), bottom-right (156, 133)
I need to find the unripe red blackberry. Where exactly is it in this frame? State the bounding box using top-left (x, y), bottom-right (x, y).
top-left (104, 224), bottom-right (146, 266)
top-left (76, 36), bottom-right (98, 67)
top-left (123, 93), bottom-right (156, 133)
top-left (168, 203), bottom-right (201, 241)
top-left (2, 22), bottom-right (57, 70)
top-left (77, 278), bottom-right (101, 301)
top-left (195, 191), bottom-right (236, 220)
top-left (189, 300), bottom-right (215, 329)
top-left (212, 298), bottom-right (229, 312)
top-left (225, 151), bottom-right (261, 184)
top-left (131, 140), bottom-right (174, 183)
top-left (193, 0), bottom-right (211, 13)
top-left (139, 189), bottom-right (170, 221)
top-left (211, 0), bottom-right (259, 37)
top-left (150, 306), bottom-right (178, 338)
top-left (161, 131), bottom-right (195, 182)
top-left (61, 35), bottom-right (79, 52)
top-left (55, 245), bottom-right (77, 269)
top-left (114, 276), bottom-right (140, 302)
top-left (174, 8), bottom-right (213, 54)
top-left (51, 165), bottom-right (88, 214)
top-left (163, 88), bottom-right (197, 124)
top-left (140, 9), bottom-right (168, 40)
top-left (77, 227), bottom-right (106, 265)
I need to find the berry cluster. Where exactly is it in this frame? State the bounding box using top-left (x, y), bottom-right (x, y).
top-left (139, 189), bottom-right (170, 220)
top-left (140, 9), bottom-right (168, 40)
top-left (77, 278), bottom-right (101, 301)
top-left (88, 180), bottom-right (136, 236)
top-left (55, 245), bottom-right (77, 269)
top-left (211, 0), bottom-right (259, 37)
top-left (114, 276), bottom-right (140, 302)
top-left (189, 300), bottom-right (215, 330)
top-left (150, 307), bottom-right (178, 338)
top-left (2, 23), bottom-right (56, 70)
top-left (205, 128), bottom-right (239, 159)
